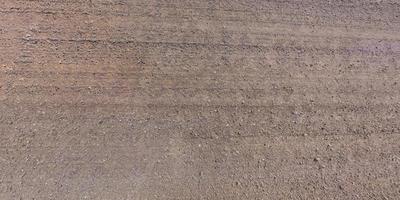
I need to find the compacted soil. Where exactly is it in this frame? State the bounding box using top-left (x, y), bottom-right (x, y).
top-left (0, 0), bottom-right (400, 199)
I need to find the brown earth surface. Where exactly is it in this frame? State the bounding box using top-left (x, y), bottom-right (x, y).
top-left (1, 0), bottom-right (400, 199)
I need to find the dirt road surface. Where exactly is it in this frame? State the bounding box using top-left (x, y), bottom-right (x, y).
top-left (1, 0), bottom-right (400, 199)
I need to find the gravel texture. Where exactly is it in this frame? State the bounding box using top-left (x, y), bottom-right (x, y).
top-left (0, 0), bottom-right (400, 199)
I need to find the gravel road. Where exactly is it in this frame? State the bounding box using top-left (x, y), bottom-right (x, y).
top-left (1, 0), bottom-right (400, 199)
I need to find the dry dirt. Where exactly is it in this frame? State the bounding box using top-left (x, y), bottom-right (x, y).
top-left (1, 0), bottom-right (400, 199)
